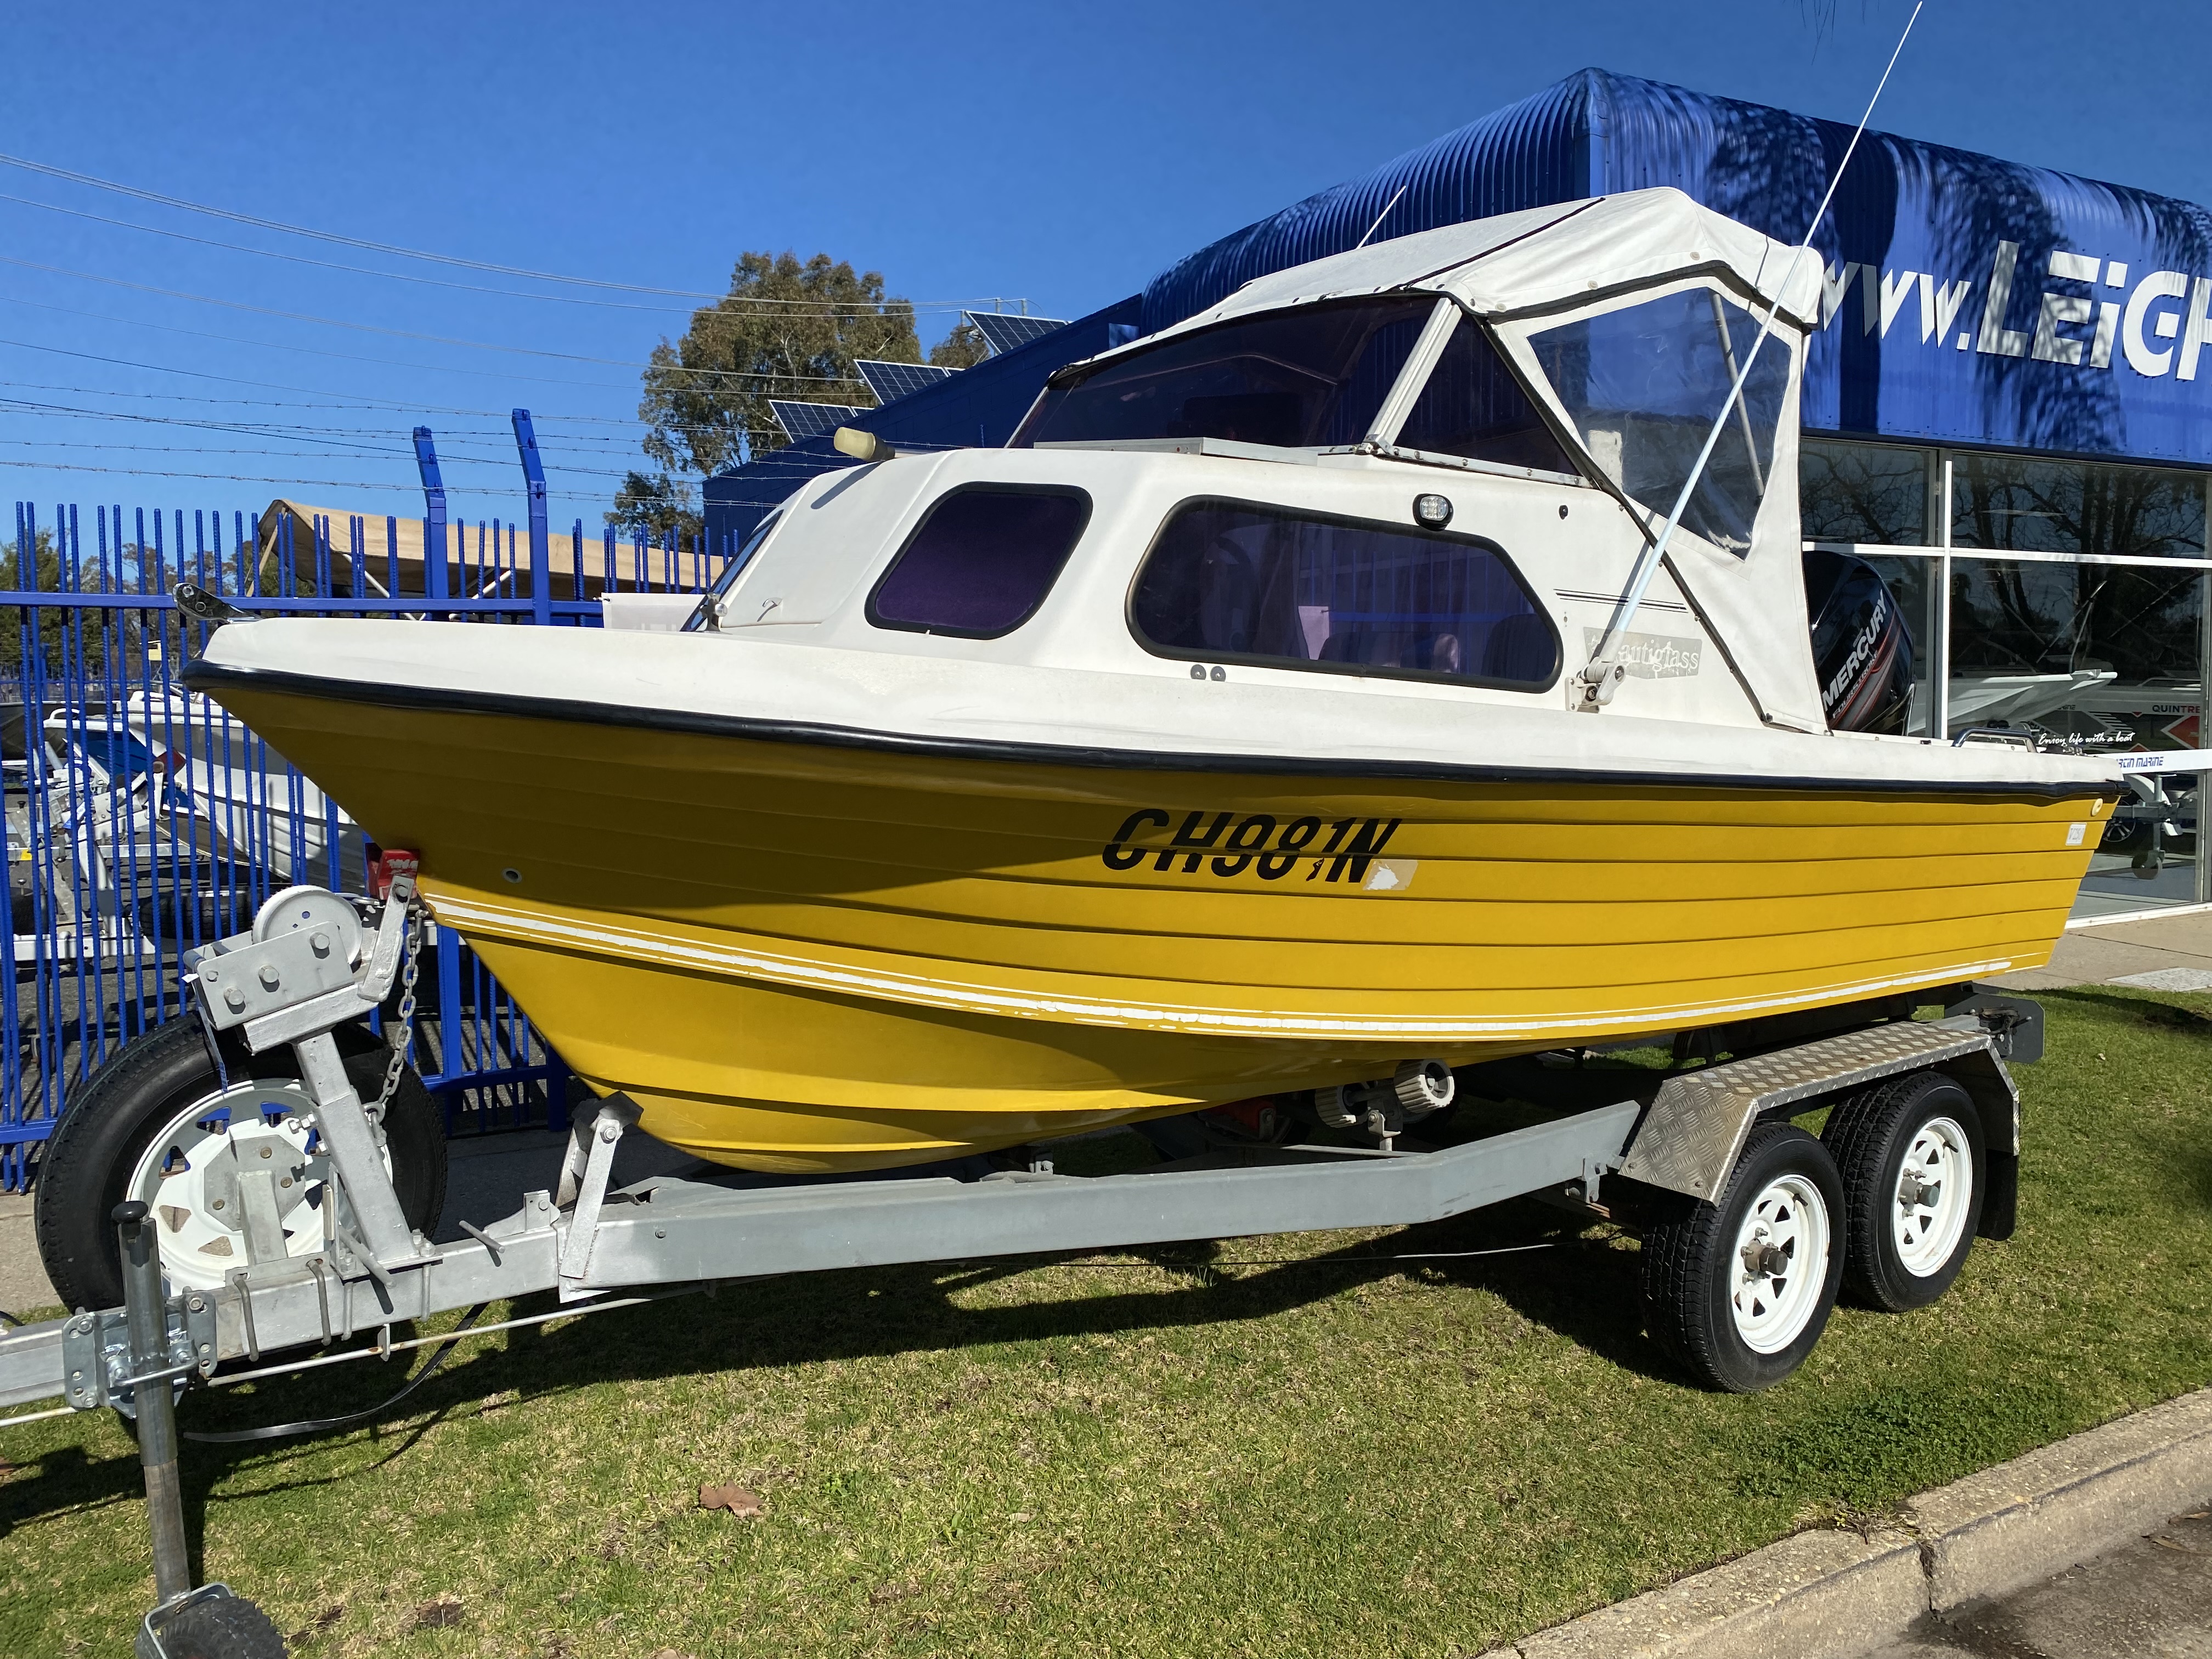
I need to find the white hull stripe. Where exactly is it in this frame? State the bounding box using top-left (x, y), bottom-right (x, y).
top-left (430, 892), bottom-right (2019, 1043)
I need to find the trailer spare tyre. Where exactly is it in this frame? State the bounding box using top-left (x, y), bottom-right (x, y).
top-left (33, 1019), bottom-right (447, 1314)
top-left (1640, 1123), bottom-right (1846, 1392)
top-left (1820, 1071), bottom-right (1986, 1312)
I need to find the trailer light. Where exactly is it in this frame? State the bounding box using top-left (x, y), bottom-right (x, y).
top-left (1412, 493), bottom-right (1453, 529)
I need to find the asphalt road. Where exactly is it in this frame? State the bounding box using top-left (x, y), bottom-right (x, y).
top-left (1867, 1505), bottom-right (2212, 1658)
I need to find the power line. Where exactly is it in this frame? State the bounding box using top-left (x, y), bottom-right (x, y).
top-left (0, 190), bottom-right (1013, 319)
top-left (0, 150), bottom-right (1033, 313)
top-left (0, 375), bottom-right (775, 431)
top-left (0, 442), bottom-right (648, 488)
top-left (0, 255), bottom-right (880, 381)
top-left (0, 298), bottom-right (638, 388)
top-left (0, 190), bottom-right (690, 315)
top-left (3, 459), bottom-right (612, 503)
top-left (0, 292), bottom-right (865, 390)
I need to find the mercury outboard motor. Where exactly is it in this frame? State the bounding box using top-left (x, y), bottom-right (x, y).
top-left (1804, 549), bottom-right (1914, 735)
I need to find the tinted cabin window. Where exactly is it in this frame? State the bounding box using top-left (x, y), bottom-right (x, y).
top-left (1530, 287), bottom-right (1788, 556)
top-left (1131, 501), bottom-right (1558, 688)
top-left (868, 488), bottom-right (1090, 638)
top-left (1013, 298), bottom-right (1434, 450)
top-left (1396, 318), bottom-right (1576, 474)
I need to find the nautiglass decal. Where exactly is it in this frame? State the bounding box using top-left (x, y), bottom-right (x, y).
top-left (1578, 629), bottom-right (1704, 680)
top-left (1101, 809), bottom-right (1401, 883)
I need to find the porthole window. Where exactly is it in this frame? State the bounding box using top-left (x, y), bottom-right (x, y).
top-left (867, 486), bottom-right (1091, 638)
top-left (1130, 499), bottom-right (1559, 689)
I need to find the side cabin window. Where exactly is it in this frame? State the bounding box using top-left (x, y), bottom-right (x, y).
top-left (867, 486), bottom-right (1091, 639)
top-left (1527, 286), bottom-right (1789, 556)
top-left (1130, 500), bottom-right (1559, 689)
top-left (1394, 317), bottom-right (1577, 476)
top-left (1013, 298), bottom-right (1434, 450)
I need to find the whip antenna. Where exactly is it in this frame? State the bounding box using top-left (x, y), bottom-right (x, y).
top-left (1354, 183), bottom-right (1410, 250)
top-left (1577, 1), bottom-right (1923, 712)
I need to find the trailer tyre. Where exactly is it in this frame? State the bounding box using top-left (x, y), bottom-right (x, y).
top-left (34, 1019), bottom-right (446, 1314)
top-left (153, 1592), bottom-right (287, 1659)
top-left (1821, 1072), bottom-right (1985, 1312)
top-left (1640, 1123), bottom-right (1844, 1393)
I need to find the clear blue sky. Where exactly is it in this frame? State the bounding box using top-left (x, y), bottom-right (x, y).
top-left (3, 0), bottom-right (2204, 537)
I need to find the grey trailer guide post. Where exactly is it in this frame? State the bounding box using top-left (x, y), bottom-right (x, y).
top-left (0, 876), bottom-right (2033, 1652)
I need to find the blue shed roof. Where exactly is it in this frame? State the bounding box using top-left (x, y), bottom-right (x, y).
top-left (707, 69), bottom-right (2212, 548)
top-left (1146, 69), bottom-right (2212, 470)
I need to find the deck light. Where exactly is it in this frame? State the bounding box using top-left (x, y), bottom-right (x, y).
top-left (1412, 494), bottom-right (1453, 529)
top-left (833, 427), bottom-right (895, 462)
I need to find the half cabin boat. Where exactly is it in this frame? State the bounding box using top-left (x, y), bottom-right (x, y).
top-left (185, 188), bottom-right (2122, 1173)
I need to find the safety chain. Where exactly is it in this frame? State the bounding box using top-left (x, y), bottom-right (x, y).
top-left (371, 902), bottom-right (424, 1124)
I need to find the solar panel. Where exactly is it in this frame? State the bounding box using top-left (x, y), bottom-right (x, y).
top-left (769, 401), bottom-right (867, 442)
top-left (964, 312), bottom-right (1071, 356)
top-left (854, 359), bottom-right (957, 405)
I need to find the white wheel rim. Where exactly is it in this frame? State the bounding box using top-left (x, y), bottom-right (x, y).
top-left (126, 1079), bottom-right (392, 1293)
top-left (1730, 1173), bottom-right (1832, 1354)
top-left (1892, 1115), bottom-right (1974, 1277)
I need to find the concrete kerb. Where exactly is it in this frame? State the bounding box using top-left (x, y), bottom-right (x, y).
top-left (1477, 1385), bottom-right (2212, 1659)
top-left (1910, 1385), bottom-right (2212, 1611)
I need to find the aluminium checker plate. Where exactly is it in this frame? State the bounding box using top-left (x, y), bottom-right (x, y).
top-left (1617, 1016), bottom-right (2018, 1203)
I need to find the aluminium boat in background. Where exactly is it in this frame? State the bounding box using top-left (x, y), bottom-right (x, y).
top-left (184, 188), bottom-right (2123, 1173)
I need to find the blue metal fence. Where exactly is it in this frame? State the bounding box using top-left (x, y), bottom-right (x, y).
top-left (2, 454), bottom-right (725, 1190)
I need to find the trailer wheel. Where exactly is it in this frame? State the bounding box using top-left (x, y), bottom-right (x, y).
top-left (1821, 1072), bottom-right (1985, 1312)
top-left (1641, 1123), bottom-right (1844, 1393)
top-left (34, 1019), bottom-right (446, 1314)
top-left (154, 1592), bottom-right (287, 1659)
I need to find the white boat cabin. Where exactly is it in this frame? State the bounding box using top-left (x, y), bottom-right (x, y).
top-left (652, 188), bottom-right (1835, 735)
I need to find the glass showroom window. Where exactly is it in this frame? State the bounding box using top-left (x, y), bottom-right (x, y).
top-left (1951, 454), bottom-right (2208, 557)
top-left (1799, 439), bottom-right (1942, 734)
top-left (1801, 439), bottom-right (1937, 546)
top-left (1948, 558), bottom-right (2204, 916)
top-left (1528, 285), bottom-right (1790, 556)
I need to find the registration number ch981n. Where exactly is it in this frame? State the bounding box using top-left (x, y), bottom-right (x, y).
top-left (1099, 809), bottom-right (1403, 885)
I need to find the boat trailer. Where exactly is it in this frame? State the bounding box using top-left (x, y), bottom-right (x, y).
top-left (0, 873), bottom-right (2035, 1655)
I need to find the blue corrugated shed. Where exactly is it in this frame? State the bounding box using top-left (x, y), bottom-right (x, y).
top-left (706, 68), bottom-right (2212, 545)
top-left (1145, 69), bottom-right (2212, 469)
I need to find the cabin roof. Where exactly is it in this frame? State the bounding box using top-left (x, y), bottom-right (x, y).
top-left (1130, 188), bottom-right (1822, 350)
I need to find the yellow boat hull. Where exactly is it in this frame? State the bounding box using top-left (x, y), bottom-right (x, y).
top-left (201, 678), bottom-right (2108, 1173)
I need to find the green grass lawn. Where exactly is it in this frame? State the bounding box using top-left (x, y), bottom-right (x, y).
top-left (4, 986), bottom-right (2209, 1658)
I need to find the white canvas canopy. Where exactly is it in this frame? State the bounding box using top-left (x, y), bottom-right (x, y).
top-left (1109, 188), bottom-right (1831, 732)
top-left (1157, 188), bottom-right (1823, 336)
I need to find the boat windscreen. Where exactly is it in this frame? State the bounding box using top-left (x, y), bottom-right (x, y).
top-left (1393, 317), bottom-right (1576, 474)
top-left (1013, 298), bottom-right (1435, 450)
top-left (1527, 287), bottom-right (1788, 556)
top-left (685, 510), bottom-right (782, 631)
